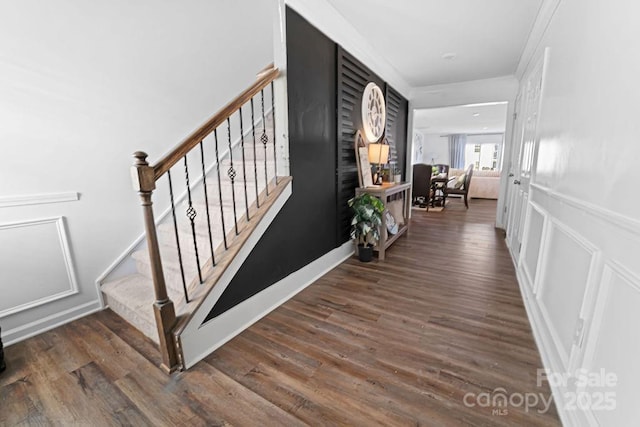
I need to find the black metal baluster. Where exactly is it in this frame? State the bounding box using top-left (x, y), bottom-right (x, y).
top-left (227, 117), bottom-right (239, 235)
top-left (238, 107), bottom-right (250, 220)
top-left (199, 141), bottom-right (215, 267)
top-left (184, 156), bottom-right (203, 284)
top-left (167, 170), bottom-right (189, 303)
top-left (270, 81), bottom-right (278, 185)
top-left (213, 129), bottom-right (228, 250)
top-left (260, 89), bottom-right (269, 196)
top-left (250, 98), bottom-right (260, 208)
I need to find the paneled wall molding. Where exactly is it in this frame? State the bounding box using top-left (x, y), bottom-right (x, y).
top-left (530, 182), bottom-right (640, 236)
top-left (0, 191), bottom-right (79, 208)
top-left (578, 260), bottom-right (640, 425)
top-left (0, 216), bottom-right (79, 318)
top-left (515, 265), bottom-right (583, 427)
top-left (536, 290), bottom-right (571, 368)
top-left (576, 260), bottom-right (634, 370)
top-left (516, 188), bottom-right (636, 425)
top-left (535, 217), bottom-right (600, 366)
top-left (519, 201), bottom-right (549, 294)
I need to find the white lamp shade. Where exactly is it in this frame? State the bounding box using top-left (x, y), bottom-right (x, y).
top-left (368, 143), bottom-right (390, 165)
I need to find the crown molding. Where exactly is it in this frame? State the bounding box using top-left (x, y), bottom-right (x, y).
top-left (284, 0), bottom-right (412, 98)
top-left (515, 0), bottom-right (562, 79)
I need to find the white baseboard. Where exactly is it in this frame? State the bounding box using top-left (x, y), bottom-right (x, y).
top-left (2, 300), bottom-right (103, 346)
top-left (181, 240), bottom-right (354, 369)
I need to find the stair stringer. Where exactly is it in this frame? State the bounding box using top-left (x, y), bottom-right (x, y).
top-left (175, 179), bottom-right (292, 369)
top-left (179, 240), bottom-right (353, 370)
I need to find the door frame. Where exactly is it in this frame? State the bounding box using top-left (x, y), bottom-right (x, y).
top-left (505, 48), bottom-right (550, 263)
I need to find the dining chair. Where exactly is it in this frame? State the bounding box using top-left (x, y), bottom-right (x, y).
top-left (444, 164), bottom-right (474, 208)
top-left (412, 163), bottom-right (433, 209)
top-left (432, 164), bottom-right (450, 206)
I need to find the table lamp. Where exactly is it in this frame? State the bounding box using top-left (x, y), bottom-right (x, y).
top-left (368, 143), bottom-right (390, 185)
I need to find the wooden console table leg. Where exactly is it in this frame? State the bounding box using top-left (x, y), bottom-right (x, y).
top-left (404, 187), bottom-right (411, 233)
top-left (379, 198), bottom-right (387, 260)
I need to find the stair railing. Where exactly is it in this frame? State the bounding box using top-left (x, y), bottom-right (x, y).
top-left (131, 65), bottom-right (279, 373)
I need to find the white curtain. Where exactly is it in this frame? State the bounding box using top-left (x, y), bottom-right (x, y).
top-left (448, 134), bottom-right (467, 168)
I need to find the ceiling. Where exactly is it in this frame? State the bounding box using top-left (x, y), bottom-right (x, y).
top-left (326, 0), bottom-right (543, 87)
top-left (413, 102), bottom-right (508, 134)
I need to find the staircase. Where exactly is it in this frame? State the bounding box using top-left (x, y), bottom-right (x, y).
top-left (99, 65), bottom-right (291, 372)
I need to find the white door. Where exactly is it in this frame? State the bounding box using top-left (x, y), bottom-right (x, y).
top-left (505, 91), bottom-right (523, 253)
top-left (506, 50), bottom-right (547, 262)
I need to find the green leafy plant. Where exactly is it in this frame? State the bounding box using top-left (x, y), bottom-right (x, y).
top-left (348, 193), bottom-right (385, 247)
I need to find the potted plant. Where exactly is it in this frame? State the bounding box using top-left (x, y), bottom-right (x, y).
top-left (391, 164), bottom-right (402, 183)
top-left (348, 193), bottom-right (385, 262)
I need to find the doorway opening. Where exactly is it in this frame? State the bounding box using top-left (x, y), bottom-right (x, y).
top-left (410, 101), bottom-right (509, 216)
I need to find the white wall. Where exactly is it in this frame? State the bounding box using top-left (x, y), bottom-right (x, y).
top-left (0, 0), bottom-right (274, 344)
top-left (510, 0), bottom-right (640, 424)
top-left (420, 134), bottom-right (448, 165)
top-left (411, 131), bottom-right (424, 164)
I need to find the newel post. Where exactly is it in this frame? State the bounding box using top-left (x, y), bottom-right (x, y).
top-left (131, 151), bottom-right (179, 373)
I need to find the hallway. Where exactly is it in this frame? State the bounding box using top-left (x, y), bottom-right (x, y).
top-left (1, 200), bottom-right (560, 425)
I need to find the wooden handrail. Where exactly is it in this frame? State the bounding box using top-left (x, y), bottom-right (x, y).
top-left (153, 65), bottom-right (279, 181)
top-left (256, 62), bottom-right (275, 78)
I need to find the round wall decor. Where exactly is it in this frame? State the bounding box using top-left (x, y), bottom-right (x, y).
top-left (361, 82), bottom-right (386, 142)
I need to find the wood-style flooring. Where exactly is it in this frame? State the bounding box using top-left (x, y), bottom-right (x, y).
top-left (1, 199), bottom-right (560, 426)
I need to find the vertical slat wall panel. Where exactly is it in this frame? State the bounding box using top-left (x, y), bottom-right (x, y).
top-left (336, 47), bottom-right (385, 245)
top-left (385, 85), bottom-right (409, 180)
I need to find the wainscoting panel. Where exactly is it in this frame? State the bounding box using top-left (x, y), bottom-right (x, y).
top-left (0, 217), bottom-right (78, 318)
top-left (513, 184), bottom-right (640, 425)
top-left (521, 202), bottom-right (546, 292)
top-left (579, 262), bottom-right (640, 425)
top-left (536, 220), bottom-right (597, 369)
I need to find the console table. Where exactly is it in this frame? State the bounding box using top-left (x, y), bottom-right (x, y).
top-left (355, 182), bottom-right (411, 260)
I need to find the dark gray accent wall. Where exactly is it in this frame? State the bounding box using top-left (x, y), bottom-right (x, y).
top-left (205, 7), bottom-right (409, 321)
top-left (205, 7), bottom-right (337, 320)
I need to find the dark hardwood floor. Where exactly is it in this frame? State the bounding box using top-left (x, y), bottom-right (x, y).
top-left (1, 199), bottom-right (560, 426)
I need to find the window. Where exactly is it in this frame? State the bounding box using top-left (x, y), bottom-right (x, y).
top-left (463, 137), bottom-right (503, 170)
